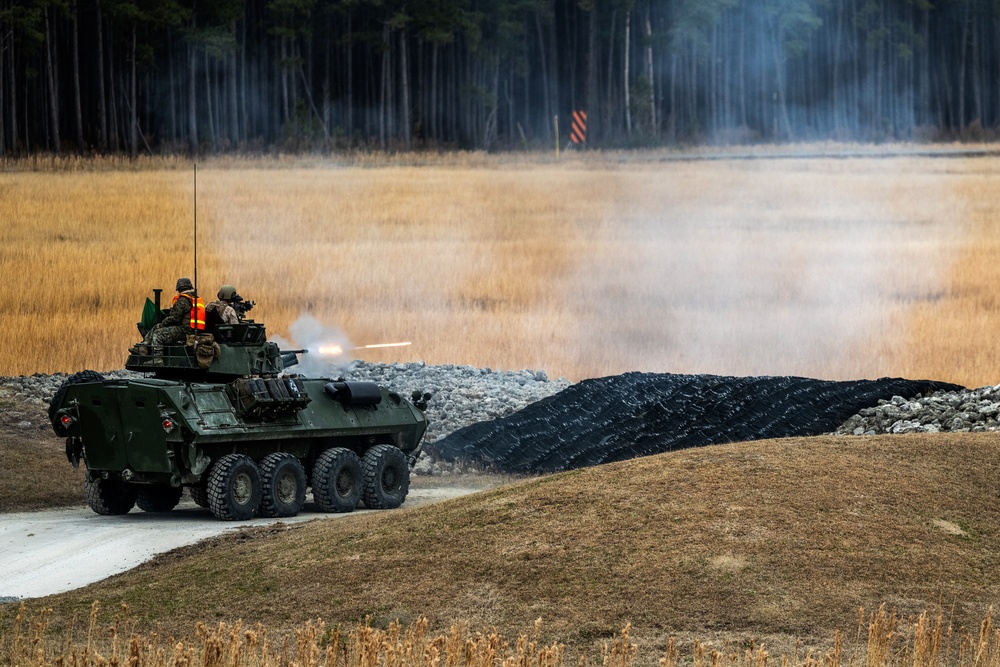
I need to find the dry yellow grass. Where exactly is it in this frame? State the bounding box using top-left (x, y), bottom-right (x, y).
top-left (2, 153), bottom-right (999, 384)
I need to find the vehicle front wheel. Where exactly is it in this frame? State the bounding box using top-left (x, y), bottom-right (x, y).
top-left (259, 452), bottom-right (307, 518)
top-left (206, 453), bottom-right (262, 521)
top-left (85, 477), bottom-right (137, 515)
top-left (312, 447), bottom-right (362, 513)
top-left (361, 444), bottom-right (410, 510)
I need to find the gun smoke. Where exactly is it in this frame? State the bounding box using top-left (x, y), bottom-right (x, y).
top-left (271, 314), bottom-right (354, 377)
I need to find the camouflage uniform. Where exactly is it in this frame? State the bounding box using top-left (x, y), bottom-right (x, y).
top-left (143, 291), bottom-right (197, 352)
top-left (206, 299), bottom-right (239, 325)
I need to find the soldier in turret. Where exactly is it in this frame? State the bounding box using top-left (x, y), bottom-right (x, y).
top-left (140, 277), bottom-right (206, 356)
top-left (205, 284), bottom-right (241, 329)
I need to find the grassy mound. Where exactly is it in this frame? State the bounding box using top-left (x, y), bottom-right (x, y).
top-left (24, 432), bottom-right (1000, 656)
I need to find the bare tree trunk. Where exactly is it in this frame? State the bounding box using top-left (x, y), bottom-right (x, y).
top-left (281, 36), bottom-right (290, 123)
top-left (417, 36), bottom-right (425, 144)
top-left (7, 15), bottom-right (16, 153)
top-left (108, 30), bottom-right (119, 152)
top-left (972, 8), bottom-right (982, 125)
top-left (130, 24), bottom-right (138, 158)
top-left (431, 41), bottom-right (439, 139)
top-left (346, 12), bottom-right (353, 141)
top-left (668, 54), bottom-right (676, 140)
top-left (586, 1), bottom-right (598, 145)
top-left (205, 51), bottom-right (218, 151)
top-left (188, 40), bottom-right (198, 153)
top-left (97, 0), bottom-right (108, 151)
top-left (380, 24), bottom-right (389, 148)
top-left (606, 8), bottom-right (616, 138)
top-left (549, 19), bottom-right (560, 136)
top-left (958, 2), bottom-right (969, 129)
top-left (45, 6), bottom-right (61, 152)
top-left (241, 12), bottom-right (249, 141)
top-left (323, 12), bottom-right (331, 148)
top-left (72, 0), bottom-right (84, 150)
top-left (484, 60), bottom-right (499, 148)
top-left (772, 29), bottom-right (792, 138)
top-left (624, 6), bottom-right (631, 135)
top-left (0, 8), bottom-right (5, 154)
top-left (534, 14), bottom-right (551, 140)
top-left (229, 20), bottom-right (239, 148)
top-left (400, 28), bottom-right (411, 147)
top-left (168, 32), bottom-right (178, 143)
top-left (738, 10), bottom-right (746, 128)
top-left (644, 6), bottom-right (655, 134)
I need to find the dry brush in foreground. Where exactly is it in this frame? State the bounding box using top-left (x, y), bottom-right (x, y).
top-left (3, 602), bottom-right (1000, 667)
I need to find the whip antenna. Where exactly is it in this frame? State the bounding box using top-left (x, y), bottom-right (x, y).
top-left (193, 163), bottom-right (198, 298)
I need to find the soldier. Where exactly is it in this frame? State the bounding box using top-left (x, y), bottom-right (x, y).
top-left (205, 284), bottom-right (241, 329)
top-left (139, 277), bottom-right (206, 356)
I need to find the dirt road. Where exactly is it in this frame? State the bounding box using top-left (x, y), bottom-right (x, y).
top-left (0, 485), bottom-right (484, 600)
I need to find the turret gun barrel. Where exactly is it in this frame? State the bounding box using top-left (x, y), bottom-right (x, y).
top-left (281, 349), bottom-right (308, 368)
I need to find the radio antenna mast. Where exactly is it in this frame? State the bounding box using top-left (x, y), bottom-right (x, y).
top-left (193, 163), bottom-right (198, 298)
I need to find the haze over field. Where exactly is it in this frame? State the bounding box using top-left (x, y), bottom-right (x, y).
top-left (0, 153), bottom-right (997, 386)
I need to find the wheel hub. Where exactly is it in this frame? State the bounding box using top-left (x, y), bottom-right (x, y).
top-left (233, 472), bottom-right (253, 506)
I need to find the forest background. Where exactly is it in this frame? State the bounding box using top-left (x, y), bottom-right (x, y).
top-left (2, 0), bottom-right (999, 156)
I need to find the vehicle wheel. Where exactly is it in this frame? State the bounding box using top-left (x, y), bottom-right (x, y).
top-left (85, 477), bottom-right (137, 515)
top-left (48, 370), bottom-right (105, 433)
top-left (189, 484), bottom-right (210, 508)
top-left (312, 447), bottom-right (362, 513)
top-left (206, 453), bottom-right (262, 521)
top-left (259, 453), bottom-right (307, 518)
top-left (136, 485), bottom-right (183, 512)
top-left (361, 444), bottom-right (410, 510)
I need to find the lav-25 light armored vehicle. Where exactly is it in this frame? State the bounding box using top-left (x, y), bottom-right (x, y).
top-left (49, 288), bottom-right (429, 521)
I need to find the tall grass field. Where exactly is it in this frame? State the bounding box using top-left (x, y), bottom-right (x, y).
top-left (1, 153), bottom-right (998, 385)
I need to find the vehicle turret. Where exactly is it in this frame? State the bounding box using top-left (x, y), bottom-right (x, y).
top-left (126, 288), bottom-right (300, 380)
top-left (126, 322), bottom-right (296, 380)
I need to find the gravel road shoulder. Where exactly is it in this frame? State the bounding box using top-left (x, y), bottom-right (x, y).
top-left (0, 482), bottom-right (498, 601)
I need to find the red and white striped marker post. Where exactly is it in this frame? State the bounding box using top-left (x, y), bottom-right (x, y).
top-left (570, 110), bottom-right (587, 145)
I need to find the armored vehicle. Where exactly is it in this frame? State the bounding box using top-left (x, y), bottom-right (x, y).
top-left (49, 289), bottom-right (429, 521)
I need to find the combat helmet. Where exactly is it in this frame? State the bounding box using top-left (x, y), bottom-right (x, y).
top-left (176, 277), bottom-right (194, 292)
top-left (218, 285), bottom-right (238, 301)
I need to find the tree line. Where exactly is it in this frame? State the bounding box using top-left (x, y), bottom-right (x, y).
top-left (2, 0), bottom-right (999, 155)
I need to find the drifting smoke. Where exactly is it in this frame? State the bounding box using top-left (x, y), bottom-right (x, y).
top-left (271, 314), bottom-right (354, 377)
top-left (566, 161), bottom-right (959, 380)
top-left (271, 313), bottom-right (414, 376)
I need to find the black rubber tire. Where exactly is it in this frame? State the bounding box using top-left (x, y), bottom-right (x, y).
top-left (259, 452), bottom-right (307, 518)
top-left (312, 447), bottom-right (362, 513)
top-left (84, 477), bottom-right (137, 515)
top-left (136, 485), bottom-right (183, 512)
top-left (360, 444), bottom-right (410, 510)
top-left (189, 484), bottom-right (210, 508)
top-left (49, 370), bottom-right (105, 433)
top-left (206, 453), bottom-right (262, 521)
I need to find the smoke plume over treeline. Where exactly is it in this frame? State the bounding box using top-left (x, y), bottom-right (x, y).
top-left (2, 0), bottom-right (999, 155)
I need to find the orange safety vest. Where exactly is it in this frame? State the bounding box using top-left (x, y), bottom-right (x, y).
top-left (172, 293), bottom-right (206, 331)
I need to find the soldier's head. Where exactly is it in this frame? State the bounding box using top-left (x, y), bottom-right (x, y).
top-left (218, 285), bottom-right (239, 302)
top-left (175, 277), bottom-right (194, 292)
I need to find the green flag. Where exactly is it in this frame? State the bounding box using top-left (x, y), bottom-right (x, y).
top-left (140, 297), bottom-right (158, 332)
